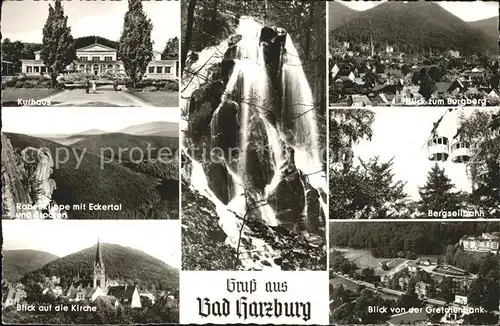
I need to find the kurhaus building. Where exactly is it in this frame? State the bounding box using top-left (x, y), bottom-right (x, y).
top-left (21, 41), bottom-right (178, 80)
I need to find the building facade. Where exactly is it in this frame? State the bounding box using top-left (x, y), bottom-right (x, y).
top-left (21, 42), bottom-right (178, 80)
top-left (459, 232), bottom-right (500, 254)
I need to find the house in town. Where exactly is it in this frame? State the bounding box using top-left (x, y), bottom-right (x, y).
top-left (454, 294), bottom-right (468, 305)
top-left (3, 284), bottom-right (27, 308)
top-left (415, 281), bottom-right (428, 300)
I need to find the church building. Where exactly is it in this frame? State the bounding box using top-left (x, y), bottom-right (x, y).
top-left (65, 238), bottom-right (142, 308)
top-left (21, 41), bottom-right (178, 80)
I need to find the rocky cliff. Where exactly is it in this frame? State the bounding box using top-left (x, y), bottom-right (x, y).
top-left (1, 133), bottom-right (66, 219)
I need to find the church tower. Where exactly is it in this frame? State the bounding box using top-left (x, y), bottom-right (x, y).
top-left (93, 237), bottom-right (106, 289)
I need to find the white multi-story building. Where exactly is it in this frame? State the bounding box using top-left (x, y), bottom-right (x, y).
top-left (459, 232), bottom-right (499, 254)
top-left (21, 42), bottom-right (178, 80)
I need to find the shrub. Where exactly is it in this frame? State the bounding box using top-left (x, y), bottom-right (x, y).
top-left (23, 80), bottom-right (35, 88)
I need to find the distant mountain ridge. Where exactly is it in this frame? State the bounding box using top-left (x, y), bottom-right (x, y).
top-left (30, 121), bottom-right (178, 140)
top-left (21, 243), bottom-right (178, 291)
top-left (118, 121), bottom-right (179, 138)
top-left (328, 1), bottom-right (359, 31)
top-left (74, 129), bottom-right (107, 136)
top-left (3, 250), bottom-right (59, 282)
top-left (469, 16), bottom-right (499, 46)
top-left (330, 1), bottom-right (497, 55)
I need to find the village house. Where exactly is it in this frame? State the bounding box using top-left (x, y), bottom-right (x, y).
top-left (415, 281), bottom-right (428, 300)
top-left (108, 285), bottom-right (142, 308)
top-left (94, 295), bottom-right (120, 309)
top-left (448, 50), bottom-right (460, 58)
top-left (454, 294), bottom-right (468, 305)
top-left (139, 291), bottom-right (156, 305)
top-left (407, 262), bottom-right (420, 273)
top-left (3, 284), bottom-right (27, 308)
top-left (21, 41), bottom-right (178, 80)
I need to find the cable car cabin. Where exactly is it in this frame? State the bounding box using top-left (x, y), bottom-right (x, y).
top-left (428, 136), bottom-right (449, 161)
top-left (450, 141), bottom-right (471, 163)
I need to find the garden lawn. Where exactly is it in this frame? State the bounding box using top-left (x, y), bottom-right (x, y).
top-left (1, 88), bottom-right (61, 106)
top-left (130, 90), bottom-right (178, 107)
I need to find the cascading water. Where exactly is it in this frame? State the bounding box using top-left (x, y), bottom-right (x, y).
top-left (182, 16), bottom-right (326, 270)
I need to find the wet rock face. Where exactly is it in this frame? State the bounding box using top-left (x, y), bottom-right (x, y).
top-left (268, 147), bottom-right (306, 225)
top-left (305, 188), bottom-right (323, 236)
top-left (221, 60), bottom-right (235, 85)
top-left (204, 161), bottom-right (231, 205)
top-left (189, 81), bottom-right (225, 150)
top-left (211, 99), bottom-right (240, 162)
top-left (260, 26), bottom-right (287, 83)
top-left (225, 35), bottom-right (242, 61)
top-left (246, 117), bottom-right (275, 191)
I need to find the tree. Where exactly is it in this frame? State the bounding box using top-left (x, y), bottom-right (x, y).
top-left (376, 63), bottom-right (385, 74)
top-left (362, 70), bottom-right (377, 88)
top-left (440, 278), bottom-right (455, 303)
top-left (400, 64), bottom-right (410, 77)
top-left (418, 71), bottom-right (437, 100)
top-left (458, 111), bottom-right (500, 214)
top-left (417, 163), bottom-right (463, 216)
top-left (330, 157), bottom-right (409, 219)
top-left (162, 37), bottom-right (179, 60)
top-left (1, 38), bottom-right (24, 73)
top-left (182, 0), bottom-right (197, 75)
top-left (428, 66), bottom-right (442, 82)
top-left (41, 0), bottom-right (75, 87)
top-left (360, 267), bottom-right (375, 282)
top-left (119, 0), bottom-right (153, 87)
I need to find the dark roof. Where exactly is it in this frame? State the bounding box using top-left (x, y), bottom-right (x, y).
top-left (339, 76), bottom-right (353, 82)
top-left (95, 295), bottom-right (118, 308)
top-left (436, 82), bottom-right (453, 93)
top-left (95, 238), bottom-right (104, 268)
top-left (71, 280), bottom-right (92, 288)
top-left (107, 285), bottom-right (136, 302)
top-left (372, 84), bottom-right (400, 94)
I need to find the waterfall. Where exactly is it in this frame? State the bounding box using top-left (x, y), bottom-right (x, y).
top-left (282, 34), bottom-right (325, 193)
top-left (182, 16), bottom-right (326, 270)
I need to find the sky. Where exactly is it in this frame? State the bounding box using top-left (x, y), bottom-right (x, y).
top-left (1, 107), bottom-right (180, 134)
top-left (350, 107), bottom-right (498, 200)
top-left (336, 0), bottom-right (499, 22)
top-left (2, 220), bottom-right (181, 269)
top-left (1, 1), bottom-right (180, 52)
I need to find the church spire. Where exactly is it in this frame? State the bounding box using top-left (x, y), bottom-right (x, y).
top-left (95, 237), bottom-right (104, 268)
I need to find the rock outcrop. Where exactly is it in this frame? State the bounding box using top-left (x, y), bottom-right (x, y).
top-left (2, 133), bottom-right (31, 217)
top-left (1, 133), bottom-right (66, 219)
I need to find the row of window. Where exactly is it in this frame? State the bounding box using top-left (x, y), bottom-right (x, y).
top-left (428, 137), bottom-right (449, 146)
top-left (26, 66), bottom-right (47, 73)
top-left (25, 65), bottom-right (173, 74)
top-left (149, 66), bottom-right (172, 74)
top-left (79, 56), bottom-right (114, 62)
